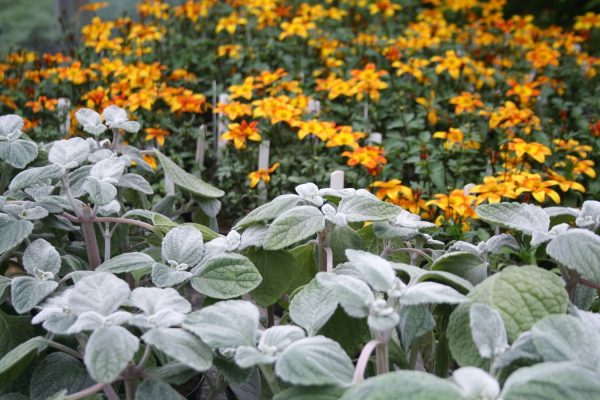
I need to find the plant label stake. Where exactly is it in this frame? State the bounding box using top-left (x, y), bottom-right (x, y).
top-left (368, 132), bottom-right (383, 145)
top-left (258, 140), bottom-right (270, 203)
top-left (216, 91), bottom-right (229, 160)
top-left (57, 98), bottom-right (71, 136)
top-left (165, 175), bottom-right (175, 196)
top-left (196, 124), bottom-right (207, 173)
top-left (330, 170), bottom-right (344, 190)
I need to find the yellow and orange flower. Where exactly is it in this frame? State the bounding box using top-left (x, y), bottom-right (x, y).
top-left (248, 162), bottom-right (280, 188)
top-left (145, 127), bottom-right (170, 146)
top-left (221, 120), bottom-right (261, 149)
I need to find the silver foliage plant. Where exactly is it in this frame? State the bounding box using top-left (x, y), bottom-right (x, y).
top-left (0, 108), bottom-right (599, 399)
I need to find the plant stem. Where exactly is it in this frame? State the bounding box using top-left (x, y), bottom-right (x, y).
top-left (45, 339), bottom-right (83, 359)
top-left (103, 385), bottom-right (120, 400)
top-left (94, 216), bottom-right (154, 231)
top-left (267, 305), bottom-right (275, 328)
top-left (80, 206), bottom-right (102, 269)
top-left (391, 247), bottom-right (432, 263)
top-left (259, 364), bottom-right (281, 395)
top-left (353, 339), bottom-right (381, 383)
top-left (135, 344), bottom-right (153, 370)
top-left (580, 277), bottom-right (600, 291)
top-left (61, 175), bottom-right (82, 218)
top-left (317, 230), bottom-right (331, 272)
top-left (65, 383), bottom-right (108, 400)
top-left (124, 379), bottom-right (136, 400)
top-left (375, 340), bottom-right (389, 375)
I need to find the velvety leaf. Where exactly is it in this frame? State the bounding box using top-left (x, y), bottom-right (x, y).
top-left (264, 206), bottom-right (325, 250)
top-left (84, 326), bottom-right (139, 383)
top-left (142, 328), bottom-right (212, 372)
top-left (191, 253), bottom-right (261, 299)
top-left (97, 252), bottom-right (155, 273)
top-left (290, 279), bottom-right (338, 336)
top-left (155, 150), bottom-right (224, 198)
top-left (476, 202), bottom-right (549, 235)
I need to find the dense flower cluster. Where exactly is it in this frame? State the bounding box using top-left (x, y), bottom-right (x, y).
top-left (1, 0), bottom-right (599, 228)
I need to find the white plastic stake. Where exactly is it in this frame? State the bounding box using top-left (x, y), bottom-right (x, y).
top-left (57, 97), bottom-right (71, 136)
top-left (165, 175), bottom-right (175, 196)
top-left (195, 125), bottom-right (206, 172)
top-left (368, 132), bottom-right (383, 145)
top-left (257, 140), bottom-right (270, 203)
top-left (330, 170), bottom-right (344, 190)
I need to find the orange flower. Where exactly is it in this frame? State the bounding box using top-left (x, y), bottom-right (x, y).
top-left (449, 92), bottom-right (484, 115)
top-left (221, 120), bottom-right (261, 149)
top-left (248, 162), bottom-right (280, 188)
top-left (350, 63), bottom-right (389, 102)
top-left (216, 101), bottom-right (252, 120)
top-left (145, 127), bottom-right (170, 146)
top-left (80, 2), bottom-right (109, 12)
top-left (526, 43), bottom-right (560, 69)
top-left (143, 154), bottom-right (158, 170)
top-left (25, 96), bottom-right (59, 113)
top-left (82, 86), bottom-right (110, 109)
top-left (341, 145), bottom-right (387, 175)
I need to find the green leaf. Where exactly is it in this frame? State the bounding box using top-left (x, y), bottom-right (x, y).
top-left (84, 326), bottom-right (139, 383)
top-left (329, 226), bottom-right (364, 266)
top-left (397, 305), bottom-right (435, 353)
top-left (452, 367), bottom-right (500, 400)
top-left (337, 195), bottom-right (401, 222)
top-left (400, 282), bottom-right (467, 306)
top-left (468, 266), bottom-right (568, 341)
top-left (0, 218), bottom-right (33, 254)
top-left (183, 300), bottom-right (259, 349)
top-left (345, 249), bottom-right (395, 292)
top-left (191, 253), bottom-right (262, 299)
top-left (0, 275), bottom-right (10, 301)
top-left (264, 206), bottom-right (325, 250)
top-left (530, 315), bottom-right (600, 370)
top-left (155, 150), bottom-right (224, 198)
top-left (235, 194), bottom-right (302, 228)
top-left (290, 279), bottom-right (338, 336)
top-left (117, 173), bottom-right (153, 195)
top-left (11, 277), bottom-right (58, 314)
top-left (9, 165), bottom-right (64, 191)
top-left (161, 226), bottom-right (204, 269)
top-left (135, 378), bottom-right (185, 400)
top-left (447, 303), bottom-right (490, 369)
top-left (501, 362), bottom-right (600, 400)
top-left (546, 229), bottom-right (600, 283)
top-left (69, 272), bottom-right (130, 315)
top-left (340, 371), bottom-right (464, 400)
top-left (142, 328), bottom-right (212, 372)
top-left (476, 202), bottom-right (549, 235)
top-left (23, 239), bottom-right (61, 275)
top-left (274, 386), bottom-right (344, 400)
top-left (469, 303), bottom-right (508, 359)
top-left (151, 263), bottom-right (192, 288)
top-left (0, 140), bottom-right (38, 169)
top-left (0, 337), bottom-right (47, 383)
top-left (30, 353), bottom-right (94, 400)
top-left (97, 252), bottom-right (155, 273)
top-left (276, 336), bottom-right (354, 387)
top-left (247, 248), bottom-right (297, 307)
top-left (431, 251), bottom-right (488, 285)
top-left (316, 273), bottom-right (373, 318)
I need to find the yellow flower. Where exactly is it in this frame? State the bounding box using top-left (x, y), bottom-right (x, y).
top-left (431, 50), bottom-right (467, 80)
top-left (279, 17), bottom-right (316, 40)
top-left (507, 138), bottom-right (551, 163)
top-left (415, 91), bottom-right (438, 126)
top-left (547, 170), bottom-right (585, 193)
top-left (229, 77), bottom-right (255, 100)
top-left (469, 176), bottom-right (516, 205)
top-left (371, 179), bottom-right (412, 201)
top-left (216, 13), bottom-right (248, 35)
top-left (216, 101), bottom-right (252, 120)
top-left (326, 126), bottom-right (366, 148)
top-left (513, 173), bottom-right (561, 204)
top-left (79, 2), bottom-right (109, 12)
top-left (217, 44), bottom-right (242, 59)
top-left (248, 162), bottom-right (280, 188)
top-left (349, 63), bottom-right (389, 102)
top-left (221, 120), bottom-right (261, 149)
top-left (293, 119), bottom-right (336, 141)
top-left (369, 0), bottom-right (402, 17)
top-left (449, 92), bottom-right (484, 115)
top-left (574, 12), bottom-right (600, 31)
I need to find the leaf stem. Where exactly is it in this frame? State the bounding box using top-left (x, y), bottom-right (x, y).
top-left (45, 339), bottom-right (83, 359)
top-left (259, 364), bottom-right (281, 395)
top-left (64, 383), bottom-right (108, 400)
top-left (80, 206), bottom-right (102, 269)
top-left (353, 339), bottom-right (382, 383)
